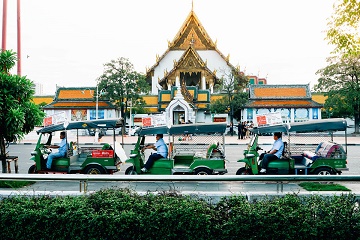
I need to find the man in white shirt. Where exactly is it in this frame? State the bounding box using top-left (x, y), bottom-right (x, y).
top-left (259, 132), bottom-right (284, 174)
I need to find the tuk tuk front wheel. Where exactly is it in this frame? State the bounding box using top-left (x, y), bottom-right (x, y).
top-left (83, 165), bottom-right (106, 174)
top-left (236, 167), bottom-right (253, 175)
top-left (28, 165), bottom-right (38, 174)
top-left (194, 167), bottom-right (212, 175)
top-left (125, 166), bottom-right (137, 175)
top-left (313, 167), bottom-right (335, 175)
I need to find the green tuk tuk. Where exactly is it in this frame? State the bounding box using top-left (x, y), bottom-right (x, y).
top-left (236, 118), bottom-right (349, 175)
top-left (125, 122), bottom-right (228, 175)
top-left (28, 119), bottom-right (124, 174)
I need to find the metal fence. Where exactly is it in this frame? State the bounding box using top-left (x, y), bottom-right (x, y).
top-left (1, 174), bottom-right (360, 193)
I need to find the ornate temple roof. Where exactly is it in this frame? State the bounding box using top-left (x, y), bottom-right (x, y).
top-left (43, 87), bottom-right (114, 109)
top-left (246, 84), bottom-right (323, 108)
top-left (146, 9), bottom-right (238, 76)
top-left (158, 45), bottom-right (218, 85)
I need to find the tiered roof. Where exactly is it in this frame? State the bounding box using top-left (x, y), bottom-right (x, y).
top-left (246, 85), bottom-right (323, 108)
top-left (43, 87), bottom-right (114, 109)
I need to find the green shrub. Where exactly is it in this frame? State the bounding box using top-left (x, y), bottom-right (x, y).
top-left (0, 189), bottom-right (359, 240)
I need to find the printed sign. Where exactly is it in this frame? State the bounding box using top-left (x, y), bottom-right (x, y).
top-left (142, 117), bottom-right (152, 127)
top-left (256, 112), bottom-right (283, 127)
top-left (44, 116), bottom-right (53, 126)
top-left (142, 114), bottom-right (167, 127)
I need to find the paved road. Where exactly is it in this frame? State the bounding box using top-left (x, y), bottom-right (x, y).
top-left (2, 128), bottom-right (360, 195)
top-left (3, 143), bottom-right (360, 196)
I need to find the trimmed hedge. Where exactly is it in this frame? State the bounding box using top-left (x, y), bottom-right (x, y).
top-left (0, 189), bottom-right (359, 240)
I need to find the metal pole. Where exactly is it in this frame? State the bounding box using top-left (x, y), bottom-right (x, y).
top-left (95, 86), bottom-right (99, 142)
top-left (128, 100), bottom-right (132, 137)
top-left (2, 0), bottom-right (7, 51)
top-left (17, 0), bottom-right (21, 76)
top-left (96, 86), bottom-right (98, 120)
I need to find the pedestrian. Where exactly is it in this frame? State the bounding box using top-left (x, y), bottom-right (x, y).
top-left (237, 122), bottom-right (242, 139)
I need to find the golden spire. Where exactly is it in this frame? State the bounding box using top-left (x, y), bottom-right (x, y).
top-left (192, 0), bottom-right (194, 11)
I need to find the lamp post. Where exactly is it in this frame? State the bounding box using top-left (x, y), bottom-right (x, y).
top-left (128, 100), bottom-right (132, 137)
top-left (95, 86), bottom-right (106, 142)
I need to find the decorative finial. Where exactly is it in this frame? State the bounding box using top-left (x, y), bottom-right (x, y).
top-left (190, 34), bottom-right (195, 46)
top-left (192, 0), bottom-right (194, 11)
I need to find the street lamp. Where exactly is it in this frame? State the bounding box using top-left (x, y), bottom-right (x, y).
top-left (128, 100), bottom-right (132, 137)
top-left (82, 86), bottom-right (106, 142)
top-left (95, 85), bottom-right (107, 120)
top-left (95, 86), bottom-right (107, 142)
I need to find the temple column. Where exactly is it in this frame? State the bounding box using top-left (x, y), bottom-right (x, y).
top-left (175, 75), bottom-right (180, 87)
top-left (291, 108), bottom-right (295, 123)
top-left (201, 75), bottom-right (206, 90)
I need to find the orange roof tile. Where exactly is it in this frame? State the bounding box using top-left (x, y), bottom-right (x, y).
top-left (58, 89), bottom-right (95, 99)
top-left (52, 102), bottom-right (109, 107)
top-left (249, 100), bottom-right (313, 106)
top-left (254, 87), bottom-right (307, 97)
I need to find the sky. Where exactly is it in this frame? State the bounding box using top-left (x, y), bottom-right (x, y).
top-left (1, 0), bottom-right (336, 95)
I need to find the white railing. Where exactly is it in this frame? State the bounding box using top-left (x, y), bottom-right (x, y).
top-left (1, 174), bottom-right (360, 193)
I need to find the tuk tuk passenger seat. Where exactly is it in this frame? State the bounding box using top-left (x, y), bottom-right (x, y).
top-left (302, 142), bottom-right (341, 160)
top-left (206, 141), bottom-right (220, 158)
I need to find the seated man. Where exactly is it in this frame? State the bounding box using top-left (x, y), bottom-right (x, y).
top-left (259, 132), bottom-right (284, 174)
top-left (141, 134), bottom-right (168, 173)
top-left (45, 131), bottom-right (68, 170)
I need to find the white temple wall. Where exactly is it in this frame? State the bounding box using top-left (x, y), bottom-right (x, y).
top-left (151, 51), bottom-right (183, 94)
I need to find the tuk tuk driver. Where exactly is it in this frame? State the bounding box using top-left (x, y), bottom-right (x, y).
top-left (45, 131), bottom-right (68, 170)
top-left (259, 132), bottom-right (284, 174)
top-left (141, 134), bottom-right (168, 173)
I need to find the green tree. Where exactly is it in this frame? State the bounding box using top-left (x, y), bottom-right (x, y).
top-left (214, 68), bottom-right (248, 123)
top-left (326, 0), bottom-right (360, 56)
top-left (315, 0), bottom-right (360, 133)
top-left (210, 91), bottom-right (248, 121)
top-left (315, 55), bottom-right (360, 133)
top-left (0, 50), bottom-right (45, 172)
top-left (96, 57), bottom-right (150, 123)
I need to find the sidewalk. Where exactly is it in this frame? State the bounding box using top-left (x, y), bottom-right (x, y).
top-left (17, 130), bottom-right (360, 145)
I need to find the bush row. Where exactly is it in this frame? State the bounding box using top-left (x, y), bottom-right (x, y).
top-left (0, 189), bottom-right (359, 240)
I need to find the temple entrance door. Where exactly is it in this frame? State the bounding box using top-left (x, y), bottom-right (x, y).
top-left (180, 72), bottom-right (200, 86)
top-left (173, 111), bottom-right (185, 125)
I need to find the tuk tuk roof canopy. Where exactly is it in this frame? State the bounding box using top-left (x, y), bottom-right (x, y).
top-left (169, 122), bottom-right (227, 135)
top-left (138, 122), bottom-right (227, 136)
top-left (37, 119), bottom-right (124, 134)
top-left (251, 118), bottom-right (347, 134)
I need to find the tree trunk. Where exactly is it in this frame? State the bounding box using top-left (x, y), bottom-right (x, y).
top-left (0, 137), bottom-right (7, 173)
top-left (354, 114), bottom-right (360, 134)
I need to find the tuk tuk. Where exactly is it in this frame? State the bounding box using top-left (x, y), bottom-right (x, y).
top-left (28, 119), bottom-right (124, 174)
top-left (236, 118), bottom-right (348, 175)
top-left (125, 122), bottom-right (228, 175)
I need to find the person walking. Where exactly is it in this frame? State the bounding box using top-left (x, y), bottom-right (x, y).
top-left (237, 122), bottom-right (242, 139)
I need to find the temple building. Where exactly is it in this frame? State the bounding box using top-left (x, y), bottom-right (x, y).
top-left (33, 6), bottom-right (326, 126)
top-left (41, 87), bottom-right (116, 122)
top-left (142, 7), bottom-right (262, 124)
top-left (243, 84), bottom-right (323, 123)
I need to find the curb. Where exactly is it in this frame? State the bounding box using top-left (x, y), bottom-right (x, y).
top-left (0, 190), bottom-right (359, 203)
top-left (11, 142), bottom-right (360, 146)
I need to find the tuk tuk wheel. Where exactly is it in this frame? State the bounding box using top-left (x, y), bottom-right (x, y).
top-left (83, 165), bottom-right (106, 174)
top-left (236, 167), bottom-right (253, 175)
top-left (313, 167), bottom-right (335, 175)
top-left (125, 166), bottom-right (137, 175)
top-left (28, 165), bottom-right (38, 174)
top-left (194, 167), bottom-right (212, 175)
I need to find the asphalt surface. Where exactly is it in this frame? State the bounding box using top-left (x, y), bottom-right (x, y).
top-left (1, 129), bottom-right (360, 200)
